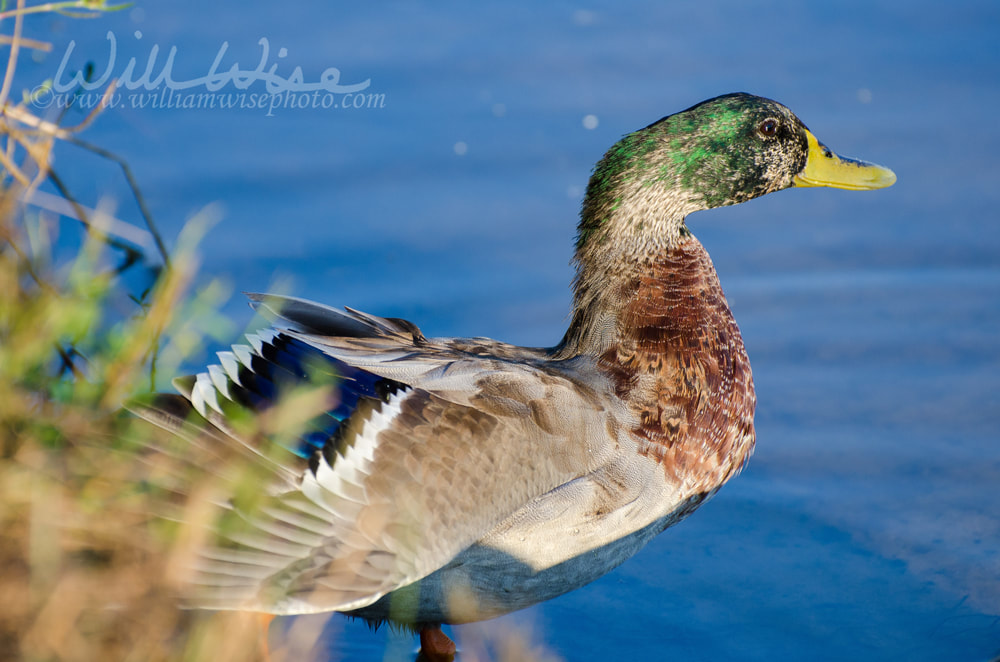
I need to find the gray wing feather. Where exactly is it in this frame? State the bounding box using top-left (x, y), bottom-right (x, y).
top-left (248, 293), bottom-right (425, 342)
top-left (187, 377), bottom-right (615, 616)
top-left (144, 294), bottom-right (619, 617)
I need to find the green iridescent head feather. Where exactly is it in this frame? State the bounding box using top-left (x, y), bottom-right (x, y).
top-left (576, 93), bottom-right (895, 251)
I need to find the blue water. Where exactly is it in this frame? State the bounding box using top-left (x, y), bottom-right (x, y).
top-left (14, 1), bottom-right (1000, 659)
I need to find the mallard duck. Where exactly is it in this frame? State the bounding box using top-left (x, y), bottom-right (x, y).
top-left (134, 93), bottom-right (894, 659)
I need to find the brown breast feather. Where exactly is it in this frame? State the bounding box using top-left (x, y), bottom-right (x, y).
top-left (599, 236), bottom-right (756, 492)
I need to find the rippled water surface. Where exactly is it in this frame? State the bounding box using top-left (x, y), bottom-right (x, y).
top-left (18, 2), bottom-right (1000, 659)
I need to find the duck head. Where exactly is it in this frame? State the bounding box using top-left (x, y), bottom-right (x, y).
top-left (577, 93), bottom-right (896, 253)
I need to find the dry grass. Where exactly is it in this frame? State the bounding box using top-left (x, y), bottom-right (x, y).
top-left (0, 5), bottom-right (565, 660)
top-left (0, 3), bottom-right (293, 660)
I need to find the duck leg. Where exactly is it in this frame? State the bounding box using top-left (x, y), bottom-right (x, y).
top-left (258, 613), bottom-right (275, 661)
top-left (418, 625), bottom-right (456, 661)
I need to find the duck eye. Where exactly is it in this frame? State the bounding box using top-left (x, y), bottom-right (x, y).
top-left (758, 119), bottom-right (778, 137)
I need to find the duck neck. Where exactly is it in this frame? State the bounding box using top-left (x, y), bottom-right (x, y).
top-left (556, 210), bottom-right (709, 359)
top-left (556, 223), bottom-right (756, 491)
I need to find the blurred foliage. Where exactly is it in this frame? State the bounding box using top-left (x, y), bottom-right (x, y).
top-left (0, 2), bottom-right (287, 660)
top-left (0, 4), bottom-right (564, 661)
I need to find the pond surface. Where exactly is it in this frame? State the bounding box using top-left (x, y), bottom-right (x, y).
top-left (16, 1), bottom-right (1000, 660)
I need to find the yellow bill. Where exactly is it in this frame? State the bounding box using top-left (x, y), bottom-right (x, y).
top-left (793, 129), bottom-right (896, 190)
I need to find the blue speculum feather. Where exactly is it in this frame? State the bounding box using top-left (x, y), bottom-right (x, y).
top-left (230, 333), bottom-right (390, 459)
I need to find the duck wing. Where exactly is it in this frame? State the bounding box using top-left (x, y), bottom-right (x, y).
top-left (134, 294), bottom-right (620, 616)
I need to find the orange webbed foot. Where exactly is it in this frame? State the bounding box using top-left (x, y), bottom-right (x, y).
top-left (418, 625), bottom-right (456, 661)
